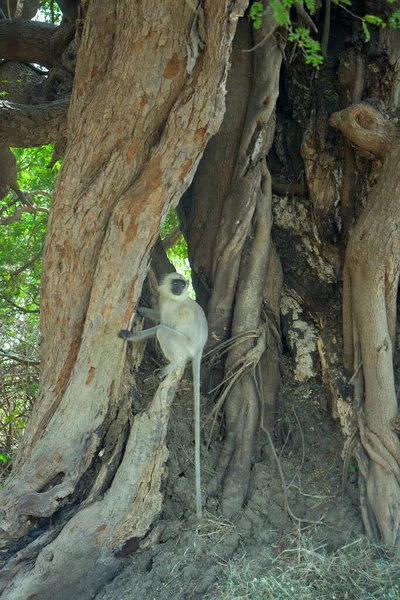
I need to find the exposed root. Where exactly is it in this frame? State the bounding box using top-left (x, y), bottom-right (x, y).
top-left (204, 326), bottom-right (267, 448)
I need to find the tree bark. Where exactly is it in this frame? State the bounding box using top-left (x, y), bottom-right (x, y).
top-left (330, 103), bottom-right (400, 548)
top-left (0, 1), bottom-right (247, 596)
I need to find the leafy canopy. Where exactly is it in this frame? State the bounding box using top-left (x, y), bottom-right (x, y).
top-left (249, 0), bottom-right (400, 67)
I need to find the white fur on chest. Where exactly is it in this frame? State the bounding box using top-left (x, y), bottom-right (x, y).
top-left (159, 296), bottom-right (207, 353)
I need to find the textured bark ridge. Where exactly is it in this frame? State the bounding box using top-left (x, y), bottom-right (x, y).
top-left (0, 1), bottom-right (247, 597)
top-left (330, 103), bottom-right (400, 548)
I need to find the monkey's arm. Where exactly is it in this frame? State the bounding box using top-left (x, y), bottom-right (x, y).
top-left (118, 324), bottom-right (187, 342)
top-left (137, 306), bottom-right (160, 322)
top-left (118, 326), bottom-right (159, 341)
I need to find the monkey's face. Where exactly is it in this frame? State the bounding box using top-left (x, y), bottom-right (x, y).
top-left (170, 277), bottom-right (188, 296)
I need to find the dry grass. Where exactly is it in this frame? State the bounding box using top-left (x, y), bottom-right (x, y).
top-left (210, 535), bottom-right (400, 600)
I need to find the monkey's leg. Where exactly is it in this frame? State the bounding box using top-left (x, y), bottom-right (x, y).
top-left (156, 327), bottom-right (190, 377)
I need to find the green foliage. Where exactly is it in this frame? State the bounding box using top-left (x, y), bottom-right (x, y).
top-left (250, 0), bottom-right (400, 68)
top-left (249, 0), bottom-right (322, 67)
top-left (303, 0), bottom-right (316, 14)
top-left (332, 0), bottom-right (396, 43)
top-left (389, 10), bottom-right (400, 28)
top-left (0, 146), bottom-right (57, 477)
top-left (13, 146), bottom-right (60, 193)
top-left (0, 318), bottom-right (39, 480)
top-left (364, 15), bottom-right (386, 27)
top-left (362, 20), bottom-right (371, 42)
top-left (34, 0), bottom-right (62, 23)
top-left (269, 0), bottom-right (291, 26)
top-left (249, 2), bottom-right (264, 29)
top-left (0, 145), bottom-right (60, 323)
top-left (161, 209), bottom-right (192, 286)
top-left (361, 14), bottom-right (386, 42)
top-left (288, 27), bottom-right (324, 68)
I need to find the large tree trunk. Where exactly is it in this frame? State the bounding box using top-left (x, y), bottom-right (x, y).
top-left (0, 1), bottom-right (246, 597)
top-left (330, 103), bottom-right (400, 548)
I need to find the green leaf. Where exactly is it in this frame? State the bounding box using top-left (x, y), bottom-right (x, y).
top-left (249, 1), bottom-right (264, 29)
top-left (269, 0), bottom-right (291, 26)
top-left (364, 15), bottom-right (386, 27)
top-left (389, 10), bottom-right (400, 27)
top-left (362, 20), bottom-right (371, 42)
top-left (304, 0), bottom-right (316, 15)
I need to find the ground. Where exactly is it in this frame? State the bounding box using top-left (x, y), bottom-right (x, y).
top-left (95, 356), bottom-right (366, 600)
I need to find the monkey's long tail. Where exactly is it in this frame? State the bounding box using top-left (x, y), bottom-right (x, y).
top-left (193, 353), bottom-right (202, 519)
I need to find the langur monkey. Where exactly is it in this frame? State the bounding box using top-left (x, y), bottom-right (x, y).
top-left (118, 272), bottom-right (208, 518)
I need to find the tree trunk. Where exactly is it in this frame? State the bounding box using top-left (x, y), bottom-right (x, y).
top-left (330, 103), bottom-right (400, 548)
top-left (0, 1), bottom-right (246, 597)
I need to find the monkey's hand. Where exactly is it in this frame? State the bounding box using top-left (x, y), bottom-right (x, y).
top-left (118, 329), bottom-right (132, 340)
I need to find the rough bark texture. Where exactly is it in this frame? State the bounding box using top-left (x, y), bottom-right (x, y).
top-left (0, 1), bottom-right (246, 596)
top-left (330, 103), bottom-right (400, 548)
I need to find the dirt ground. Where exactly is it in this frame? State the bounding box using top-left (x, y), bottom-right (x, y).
top-left (95, 355), bottom-right (363, 600)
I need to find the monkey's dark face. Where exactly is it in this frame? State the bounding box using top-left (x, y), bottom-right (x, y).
top-left (171, 278), bottom-right (187, 296)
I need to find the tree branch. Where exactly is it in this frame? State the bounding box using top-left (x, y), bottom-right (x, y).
top-left (321, 0), bottom-right (331, 57)
top-left (0, 293), bottom-right (40, 313)
top-left (0, 203), bottom-right (48, 225)
top-left (161, 226), bottom-right (182, 251)
top-left (10, 249), bottom-right (43, 277)
top-left (294, 1), bottom-right (318, 33)
top-left (0, 349), bottom-right (39, 366)
top-left (0, 20), bottom-right (72, 68)
top-left (0, 98), bottom-right (69, 147)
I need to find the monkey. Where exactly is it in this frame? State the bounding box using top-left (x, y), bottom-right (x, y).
top-left (118, 272), bottom-right (208, 519)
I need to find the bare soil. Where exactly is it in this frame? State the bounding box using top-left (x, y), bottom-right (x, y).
top-left (95, 356), bottom-right (363, 600)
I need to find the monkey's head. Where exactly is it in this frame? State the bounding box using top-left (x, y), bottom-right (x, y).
top-left (159, 272), bottom-right (189, 300)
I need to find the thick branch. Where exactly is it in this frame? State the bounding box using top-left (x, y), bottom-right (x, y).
top-left (10, 249), bottom-right (43, 277)
top-left (162, 226), bottom-right (182, 251)
top-left (0, 20), bottom-right (71, 68)
top-left (329, 103), bottom-right (395, 157)
top-left (0, 98), bottom-right (68, 146)
top-left (0, 294), bottom-right (39, 313)
top-left (294, 1), bottom-right (318, 33)
top-left (0, 203), bottom-right (48, 224)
